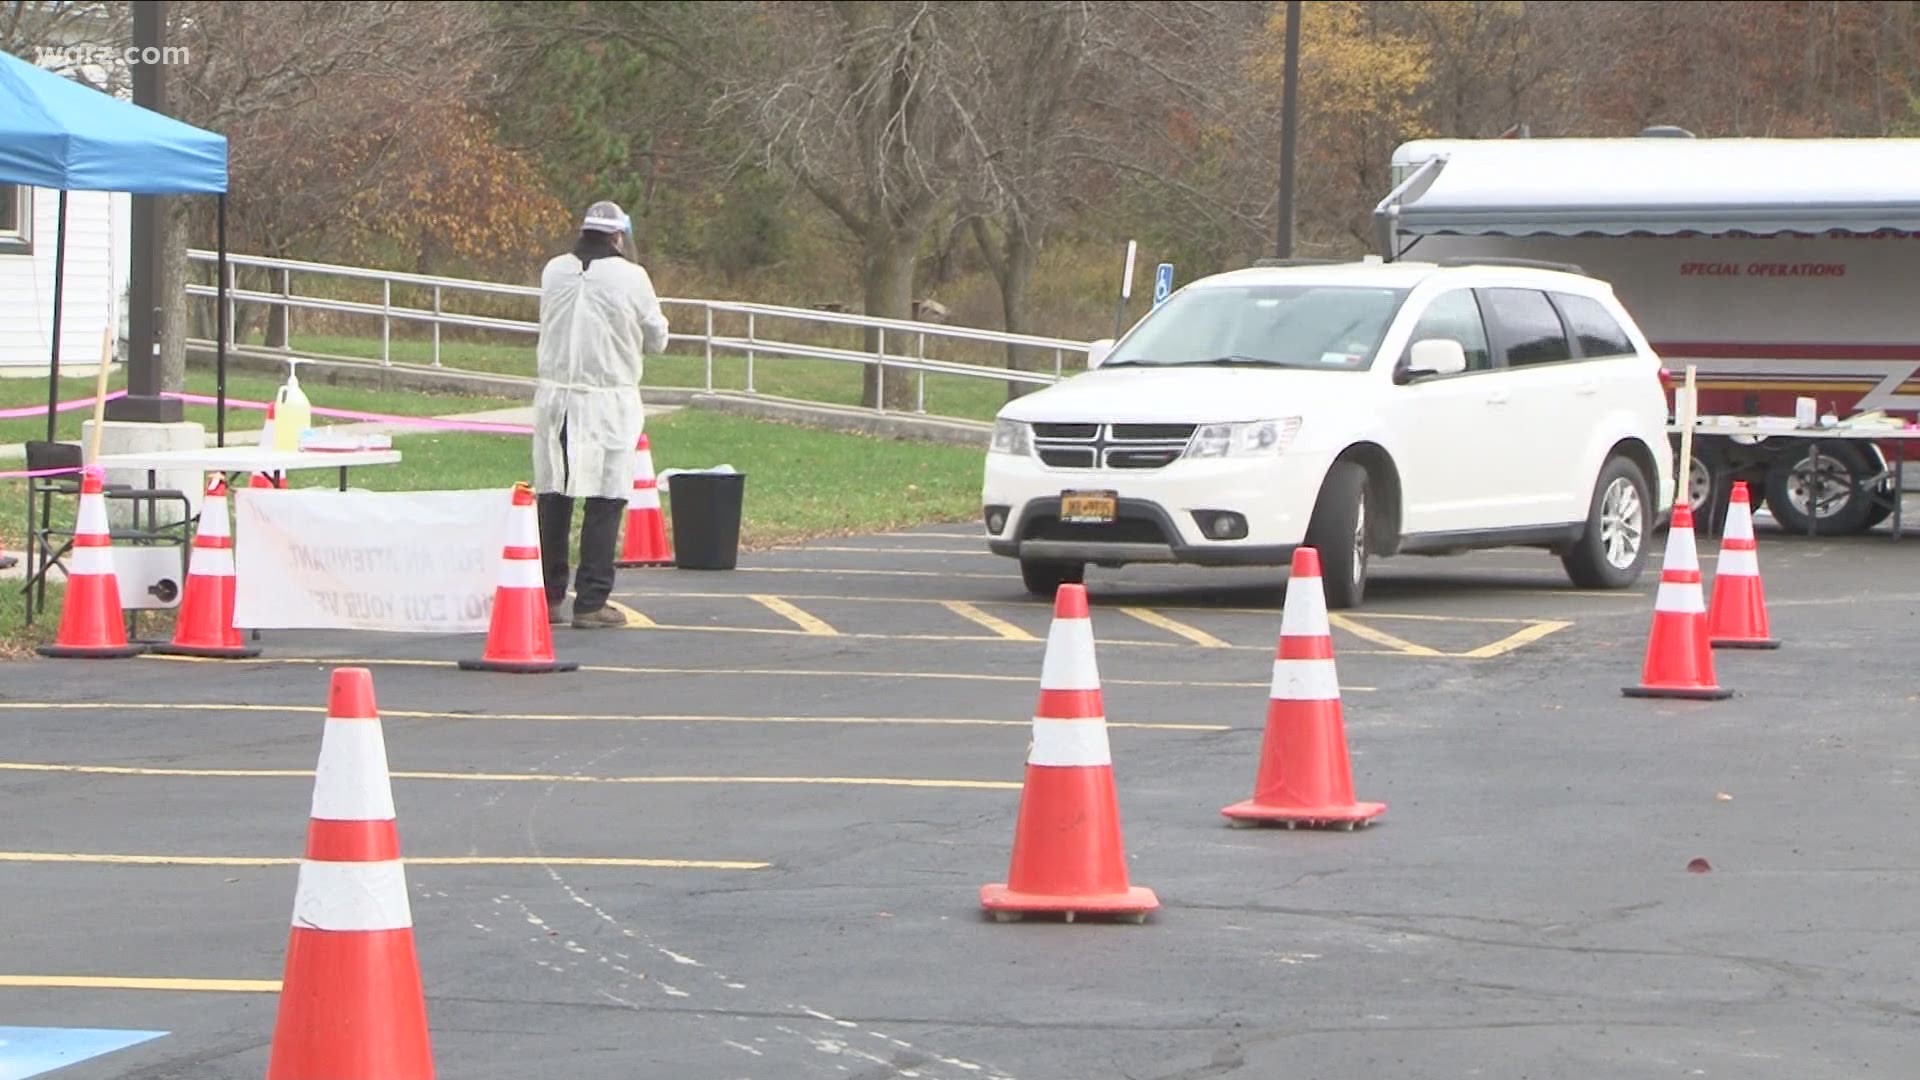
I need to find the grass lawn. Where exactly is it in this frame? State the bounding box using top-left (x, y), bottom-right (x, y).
top-left (0, 367), bottom-right (526, 448)
top-left (285, 332), bottom-right (1034, 424)
top-left (288, 408), bottom-right (987, 548)
top-left (0, 409), bottom-right (988, 658)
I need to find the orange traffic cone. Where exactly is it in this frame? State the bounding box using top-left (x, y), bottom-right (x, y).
top-left (1624, 502), bottom-right (1733, 700)
top-left (614, 433), bottom-right (672, 568)
top-left (153, 475), bottom-right (260, 659)
top-left (1221, 547), bottom-right (1386, 830)
top-left (250, 471), bottom-right (286, 490)
top-left (458, 483), bottom-right (578, 674)
top-left (1707, 482), bottom-right (1780, 650)
top-left (980, 584), bottom-right (1157, 924)
top-left (266, 667), bottom-right (435, 1080)
top-left (36, 465), bottom-right (143, 659)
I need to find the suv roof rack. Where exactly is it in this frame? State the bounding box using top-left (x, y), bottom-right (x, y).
top-left (1248, 257), bottom-right (1345, 268)
top-left (1435, 255), bottom-right (1587, 275)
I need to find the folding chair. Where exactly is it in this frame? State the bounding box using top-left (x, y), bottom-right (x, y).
top-left (20, 440), bottom-right (194, 628)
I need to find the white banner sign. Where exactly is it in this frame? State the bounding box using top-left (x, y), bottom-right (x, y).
top-left (233, 489), bottom-right (514, 633)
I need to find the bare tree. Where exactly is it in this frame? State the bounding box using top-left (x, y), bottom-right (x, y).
top-left (949, 1), bottom-right (1098, 398)
top-left (151, 1), bottom-right (497, 385)
top-left (709, 0), bottom-right (977, 409)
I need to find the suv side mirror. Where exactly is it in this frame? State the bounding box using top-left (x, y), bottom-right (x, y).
top-left (1086, 339), bottom-right (1116, 370)
top-left (1405, 338), bottom-right (1467, 380)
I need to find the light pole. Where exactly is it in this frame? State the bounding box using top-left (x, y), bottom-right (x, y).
top-left (109, 0), bottom-right (183, 424)
top-left (1275, 0), bottom-right (1301, 259)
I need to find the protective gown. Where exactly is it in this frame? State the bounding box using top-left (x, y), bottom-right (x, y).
top-left (532, 251), bottom-right (671, 500)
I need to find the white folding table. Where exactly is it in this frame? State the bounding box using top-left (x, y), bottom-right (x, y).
top-left (91, 445), bottom-right (404, 493)
top-left (1673, 417), bottom-right (1920, 541)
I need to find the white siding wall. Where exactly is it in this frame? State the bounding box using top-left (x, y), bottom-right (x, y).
top-left (0, 185), bottom-right (130, 371)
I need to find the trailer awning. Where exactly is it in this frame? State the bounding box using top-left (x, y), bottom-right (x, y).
top-left (1382, 138), bottom-right (1920, 240)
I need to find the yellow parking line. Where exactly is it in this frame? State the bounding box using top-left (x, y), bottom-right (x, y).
top-left (739, 566), bottom-right (1010, 580)
top-left (604, 599), bottom-right (656, 628)
top-left (0, 761), bottom-right (1021, 791)
top-left (1456, 620), bottom-right (1574, 659)
top-left (1118, 607), bottom-right (1231, 649)
top-left (616, 590), bottom-right (1564, 627)
top-left (940, 601), bottom-right (1040, 641)
top-left (0, 975), bottom-right (281, 994)
top-left (1326, 613), bottom-right (1445, 657)
top-left (772, 546), bottom-right (993, 557)
top-left (749, 595), bottom-right (839, 636)
top-left (0, 852), bottom-right (768, 870)
top-left (0, 702), bottom-right (1232, 731)
top-left (128, 656), bottom-right (1370, 690)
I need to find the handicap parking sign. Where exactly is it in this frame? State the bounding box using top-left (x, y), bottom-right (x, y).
top-left (1153, 263), bottom-right (1174, 308)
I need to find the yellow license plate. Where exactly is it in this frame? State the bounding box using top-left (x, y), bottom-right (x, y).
top-left (1060, 490), bottom-right (1117, 524)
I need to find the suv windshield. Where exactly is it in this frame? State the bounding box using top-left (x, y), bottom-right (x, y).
top-left (1102, 283), bottom-right (1409, 371)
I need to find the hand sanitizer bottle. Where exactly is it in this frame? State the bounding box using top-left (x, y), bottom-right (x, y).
top-left (272, 362), bottom-right (311, 452)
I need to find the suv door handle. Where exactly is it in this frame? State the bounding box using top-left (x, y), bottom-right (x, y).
top-left (1576, 381), bottom-right (1598, 397)
top-left (1486, 391), bottom-right (1510, 405)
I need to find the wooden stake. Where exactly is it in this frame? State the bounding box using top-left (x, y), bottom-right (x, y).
top-left (86, 326), bottom-right (112, 464)
top-left (1675, 364), bottom-right (1697, 509)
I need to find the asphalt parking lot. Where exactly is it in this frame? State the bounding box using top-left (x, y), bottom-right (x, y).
top-left (1, 512), bottom-right (1917, 1079)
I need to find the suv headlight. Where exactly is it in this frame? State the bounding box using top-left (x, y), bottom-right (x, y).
top-left (989, 418), bottom-right (1033, 456)
top-left (1185, 418), bottom-right (1302, 459)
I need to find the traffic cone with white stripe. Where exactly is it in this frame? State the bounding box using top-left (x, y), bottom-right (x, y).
top-left (1221, 547), bottom-right (1386, 829)
top-left (458, 482), bottom-right (578, 674)
top-left (1624, 502), bottom-right (1733, 699)
top-left (266, 667), bottom-right (434, 1080)
top-left (153, 475), bottom-right (259, 659)
top-left (1706, 482), bottom-right (1780, 650)
top-left (36, 465), bottom-right (143, 659)
top-left (614, 433), bottom-right (672, 568)
top-left (980, 584), bottom-right (1158, 924)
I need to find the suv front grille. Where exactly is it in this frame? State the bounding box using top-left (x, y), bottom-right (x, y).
top-left (1030, 422), bottom-right (1196, 471)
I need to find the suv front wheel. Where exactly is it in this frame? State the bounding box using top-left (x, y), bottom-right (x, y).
top-left (1562, 454), bottom-right (1652, 589)
top-left (1304, 461), bottom-right (1370, 609)
top-left (1020, 558), bottom-right (1085, 598)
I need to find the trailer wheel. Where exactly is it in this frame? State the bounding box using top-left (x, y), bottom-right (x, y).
top-left (1764, 442), bottom-right (1876, 536)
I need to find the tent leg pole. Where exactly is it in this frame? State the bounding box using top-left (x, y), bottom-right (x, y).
top-left (47, 191), bottom-right (69, 445)
top-left (217, 193), bottom-right (228, 448)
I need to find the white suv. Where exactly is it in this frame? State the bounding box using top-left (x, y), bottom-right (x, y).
top-left (981, 257), bottom-right (1676, 608)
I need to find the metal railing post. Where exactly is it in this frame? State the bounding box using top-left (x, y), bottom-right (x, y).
top-left (745, 311), bottom-right (757, 394)
top-left (876, 327), bottom-right (886, 414)
top-left (278, 267), bottom-right (292, 350)
top-left (432, 285), bottom-right (443, 368)
top-left (703, 305), bottom-right (714, 393)
top-left (381, 278), bottom-right (392, 366)
top-left (916, 331), bottom-right (926, 414)
top-left (223, 259), bottom-right (236, 347)
top-left (1054, 347), bottom-right (1063, 378)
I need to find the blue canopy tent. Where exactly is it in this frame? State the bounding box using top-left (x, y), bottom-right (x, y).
top-left (0, 48), bottom-right (233, 444)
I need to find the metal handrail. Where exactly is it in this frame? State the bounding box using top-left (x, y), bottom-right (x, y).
top-left (183, 248), bottom-right (1093, 416)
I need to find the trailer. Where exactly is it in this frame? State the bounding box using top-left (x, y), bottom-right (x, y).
top-left (1375, 135), bottom-right (1920, 535)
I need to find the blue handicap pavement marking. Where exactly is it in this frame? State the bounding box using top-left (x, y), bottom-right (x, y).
top-left (0, 1028), bottom-right (167, 1079)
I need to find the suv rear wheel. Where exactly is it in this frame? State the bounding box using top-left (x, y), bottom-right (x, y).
top-left (1562, 454), bottom-right (1652, 589)
top-left (1020, 558), bottom-right (1085, 598)
top-left (1304, 461), bottom-right (1370, 609)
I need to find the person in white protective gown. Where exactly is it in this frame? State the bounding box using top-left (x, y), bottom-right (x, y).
top-left (533, 200), bottom-right (670, 628)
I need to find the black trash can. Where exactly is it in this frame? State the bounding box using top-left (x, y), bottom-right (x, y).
top-left (667, 471), bottom-right (747, 570)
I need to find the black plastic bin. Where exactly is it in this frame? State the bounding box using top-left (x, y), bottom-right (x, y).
top-left (667, 471), bottom-right (747, 570)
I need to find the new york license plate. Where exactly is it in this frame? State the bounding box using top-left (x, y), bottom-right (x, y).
top-left (1060, 490), bottom-right (1117, 524)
